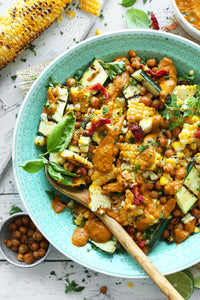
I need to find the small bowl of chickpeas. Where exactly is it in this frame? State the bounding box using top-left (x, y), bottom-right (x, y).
top-left (0, 212), bottom-right (51, 267)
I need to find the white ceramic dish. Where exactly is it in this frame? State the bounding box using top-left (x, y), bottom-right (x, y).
top-left (172, 0), bottom-right (200, 41)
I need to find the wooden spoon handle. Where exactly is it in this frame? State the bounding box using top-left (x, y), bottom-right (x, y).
top-left (99, 213), bottom-right (184, 300)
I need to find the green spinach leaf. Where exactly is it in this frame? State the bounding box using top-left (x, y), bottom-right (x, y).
top-left (20, 158), bottom-right (47, 173)
top-left (47, 112), bottom-right (75, 154)
top-left (46, 164), bottom-right (73, 186)
top-left (119, 0), bottom-right (136, 7)
top-left (125, 8), bottom-right (149, 29)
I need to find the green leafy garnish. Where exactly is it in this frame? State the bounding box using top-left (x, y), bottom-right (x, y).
top-left (178, 74), bottom-right (195, 84)
top-left (9, 205), bottom-right (22, 215)
top-left (101, 60), bottom-right (126, 79)
top-left (138, 144), bottom-right (149, 153)
top-left (65, 279), bottom-right (85, 293)
top-left (119, 0), bottom-right (136, 7)
top-left (20, 157), bottom-right (48, 173)
top-left (73, 69), bottom-right (83, 81)
top-left (102, 105), bottom-right (108, 115)
top-left (46, 76), bottom-right (59, 88)
top-left (46, 164), bottom-right (73, 186)
top-left (125, 8), bottom-right (149, 29)
top-left (47, 112), bottom-right (75, 154)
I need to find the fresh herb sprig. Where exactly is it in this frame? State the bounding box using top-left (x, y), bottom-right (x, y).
top-left (100, 60), bottom-right (126, 79)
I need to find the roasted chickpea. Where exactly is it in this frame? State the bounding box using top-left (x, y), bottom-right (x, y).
top-left (131, 60), bottom-right (141, 69)
top-left (27, 230), bottom-right (34, 237)
top-left (172, 208), bottom-right (182, 217)
top-left (68, 163), bottom-right (75, 172)
top-left (31, 242), bottom-right (39, 251)
top-left (191, 207), bottom-right (200, 218)
top-left (40, 240), bottom-right (49, 250)
top-left (21, 234), bottom-right (28, 244)
top-left (66, 77), bottom-right (76, 87)
top-left (161, 119), bottom-right (169, 129)
top-left (6, 240), bottom-right (12, 248)
top-left (12, 230), bottom-right (21, 239)
top-left (151, 99), bottom-right (162, 110)
top-left (147, 58), bottom-right (157, 68)
top-left (136, 175), bottom-right (144, 184)
top-left (128, 49), bottom-right (137, 57)
top-left (163, 163), bottom-right (175, 176)
top-left (75, 121), bottom-right (81, 129)
top-left (71, 133), bottom-right (79, 145)
top-left (175, 223), bottom-right (184, 230)
top-left (164, 148), bottom-right (175, 158)
top-left (33, 251), bottom-right (40, 259)
top-left (3, 238), bottom-right (8, 244)
top-left (165, 130), bottom-right (172, 139)
top-left (162, 229), bottom-right (170, 239)
top-left (140, 86), bottom-right (147, 96)
top-left (100, 286), bottom-right (107, 294)
top-left (14, 217), bottom-right (23, 228)
top-left (11, 239), bottom-right (20, 247)
top-left (175, 166), bottom-right (186, 180)
top-left (76, 167), bottom-right (87, 176)
top-left (146, 92), bottom-right (154, 100)
top-left (167, 223), bottom-right (173, 230)
top-left (19, 226), bottom-right (27, 234)
top-left (12, 246), bottom-right (19, 252)
top-left (160, 196), bottom-right (167, 204)
top-left (164, 182), bottom-right (176, 195)
top-left (38, 248), bottom-right (46, 258)
top-left (170, 217), bottom-right (180, 225)
top-left (140, 95), bottom-right (152, 106)
top-left (9, 222), bottom-right (17, 231)
top-left (24, 253), bottom-right (34, 264)
top-left (90, 96), bottom-right (101, 109)
top-left (172, 127), bottom-right (181, 138)
top-left (149, 190), bottom-right (159, 199)
top-left (146, 181), bottom-right (154, 190)
top-left (159, 135), bottom-right (168, 147)
top-left (29, 221), bottom-right (36, 231)
top-left (152, 67), bottom-right (158, 73)
top-left (74, 111), bottom-right (82, 121)
top-left (19, 244), bottom-right (29, 254)
top-left (155, 181), bottom-right (163, 191)
top-left (28, 237), bottom-right (34, 245)
top-left (33, 231), bottom-right (44, 242)
top-left (21, 216), bottom-right (30, 226)
top-left (17, 253), bottom-right (24, 262)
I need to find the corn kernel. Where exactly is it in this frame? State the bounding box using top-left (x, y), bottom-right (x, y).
top-left (190, 142), bottom-right (197, 150)
top-left (96, 29), bottom-right (103, 35)
top-left (177, 152), bottom-right (184, 159)
top-left (194, 227), bottom-right (199, 233)
top-left (172, 141), bottom-right (184, 152)
top-left (79, 0), bottom-right (102, 16)
top-left (34, 136), bottom-right (46, 146)
top-left (160, 176), bottom-right (169, 186)
top-left (189, 70), bottom-right (194, 76)
top-left (57, 15), bottom-right (63, 23)
top-left (65, 10), bottom-right (76, 19)
top-left (195, 153), bottom-right (200, 164)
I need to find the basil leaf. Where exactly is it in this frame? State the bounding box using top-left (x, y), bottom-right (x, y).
top-left (49, 161), bottom-right (77, 177)
top-left (125, 8), bottom-right (149, 29)
top-left (47, 112), bottom-right (75, 154)
top-left (101, 60), bottom-right (126, 80)
top-left (20, 158), bottom-right (47, 173)
top-left (46, 164), bottom-right (73, 186)
top-left (119, 0), bottom-right (136, 7)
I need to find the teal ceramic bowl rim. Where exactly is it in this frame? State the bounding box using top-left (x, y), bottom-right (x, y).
top-left (13, 29), bottom-right (200, 278)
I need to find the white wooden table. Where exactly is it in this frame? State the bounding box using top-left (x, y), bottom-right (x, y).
top-left (0, 0), bottom-right (200, 299)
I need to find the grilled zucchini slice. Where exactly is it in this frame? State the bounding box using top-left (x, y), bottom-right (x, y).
top-left (132, 69), bottom-right (161, 97)
top-left (80, 59), bottom-right (108, 87)
top-left (177, 162), bottom-right (200, 214)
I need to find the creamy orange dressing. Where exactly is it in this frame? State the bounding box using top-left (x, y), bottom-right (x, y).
top-left (174, 218), bottom-right (196, 244)
top-left (71, 215), bottom-right (112, 247)
top-left (51, 194), bottom-right (66, 214)
top-left (176, 0), bottom-right (200, 30)
top-left (43, 88), bottom-right (58, 115)
top-left (157, 57), bottom-right (177, 100)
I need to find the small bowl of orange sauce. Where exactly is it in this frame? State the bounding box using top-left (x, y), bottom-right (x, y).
top-left (173, 0), bottom-right (200, 41)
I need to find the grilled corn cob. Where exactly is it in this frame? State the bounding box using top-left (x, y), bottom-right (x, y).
top-left (127, 100), bottom-right (155, 123)
top-left (79, 0), bottom-right (102, 16)
top-left (61, 149), bottom-right (93, 169)
top-left (0, 0), bottom-right (73, 69)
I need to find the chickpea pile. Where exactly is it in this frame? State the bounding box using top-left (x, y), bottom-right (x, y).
top-left (3, 215), bottom-right (49, 264)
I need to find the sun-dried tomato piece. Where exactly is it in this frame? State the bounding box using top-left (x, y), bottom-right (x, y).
top-left (88, 118), bottom-right (111, 135)
top-left (151, 13), bottom-right (159, 30)
top-left (129, 123), bottom-right (145, 143)
top-left (85, 83), bottom-right (109, 100)
top-left (195, 127), bottom-right (200, 138)
top-left (141, 64), bottom-right (169, 78)
top-left (137, 240), bottom-right (146, 249)
top-left (133, 184), bottom-right (144, 205)
top-left (125, 226), bottom-right (135, 238)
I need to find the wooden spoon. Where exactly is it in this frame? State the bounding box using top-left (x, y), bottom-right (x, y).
top-left (46, 170), bottom-right (184, 300)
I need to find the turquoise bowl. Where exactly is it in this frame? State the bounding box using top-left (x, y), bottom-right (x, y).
top-left (13, 29), bottom-right (200, 278)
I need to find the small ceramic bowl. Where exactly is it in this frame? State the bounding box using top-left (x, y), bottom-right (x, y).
top-left (0, 212), bottom-right (51, 267)
top-left (172, 0), bottom-right (200, 41)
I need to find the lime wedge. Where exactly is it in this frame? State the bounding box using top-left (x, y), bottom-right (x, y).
top-left (165, 271), bottom-right (194, 300)
top-left (189, 264), bottom-right (200, 289)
